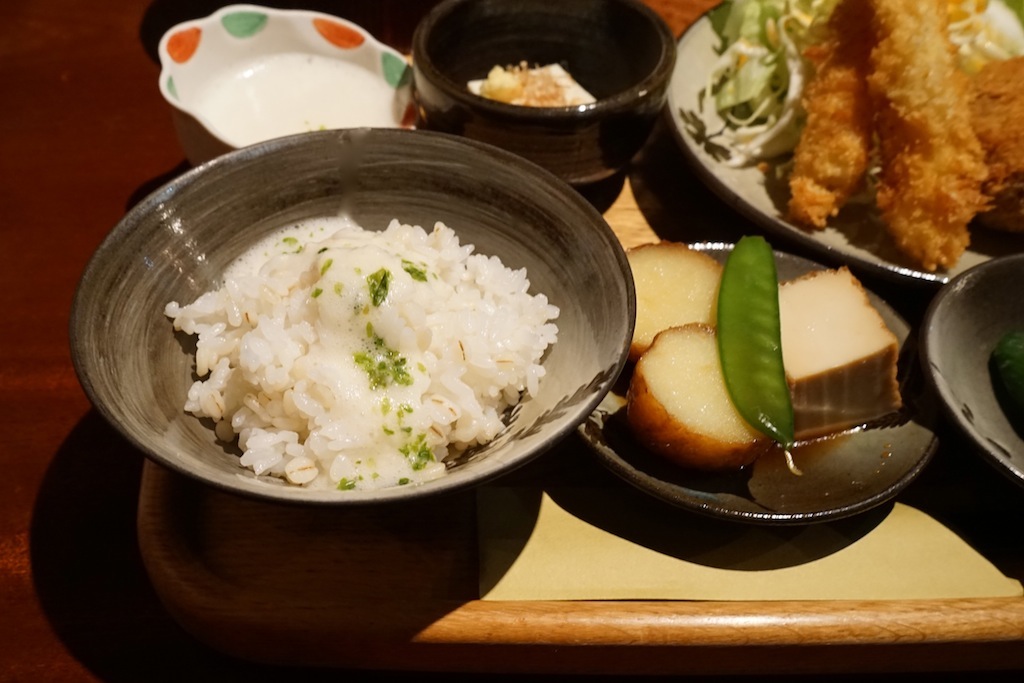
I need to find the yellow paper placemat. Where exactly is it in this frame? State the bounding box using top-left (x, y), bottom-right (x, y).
top-left (478, 486), bottom-right (1023, 601)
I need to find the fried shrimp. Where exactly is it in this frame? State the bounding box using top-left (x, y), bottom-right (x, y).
top-left (787, 0), bottom-right (874, 230)
top-left (867, 0), bottom-right (989, 272)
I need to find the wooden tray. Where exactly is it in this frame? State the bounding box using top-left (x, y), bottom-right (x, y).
top-left (137, 177), bottom-right (1024, 675)
top-left (137, 453), bottom-right (1024, 676)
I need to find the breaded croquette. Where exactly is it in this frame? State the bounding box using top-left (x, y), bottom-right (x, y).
top-left (970, 56), bottom-right (1024, 233)
top-left (787, 0), bottom-right (875, 230)
top-left (867, 0), bottom-right (989, 272)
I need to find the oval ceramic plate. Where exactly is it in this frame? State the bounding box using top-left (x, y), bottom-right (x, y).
top-left (578, 243), bottom-right (938, 525)
top-left (665, 6), bottom-right (1021, 287)
top-left (921, 254), bottom-right (1024, 492)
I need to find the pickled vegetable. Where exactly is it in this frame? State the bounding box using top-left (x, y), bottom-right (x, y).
top-left (992, 330), bottom-right (1024, 419)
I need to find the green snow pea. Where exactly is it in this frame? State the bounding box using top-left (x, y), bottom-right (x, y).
top-left (716, 235), bottom-right (794, 450)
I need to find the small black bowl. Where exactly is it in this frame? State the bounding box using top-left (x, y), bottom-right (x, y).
top-left (411, 0), bottom-right (676, 186)
top-left (921, 254), bottom-right (1024, 492)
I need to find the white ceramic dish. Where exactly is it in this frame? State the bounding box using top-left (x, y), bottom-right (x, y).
top-left (579, 243), bottom-right (938, 525)
top-left (665, 6), bottom-right (1021, 287)
top-left (158, 4), bottom-right (415, 165)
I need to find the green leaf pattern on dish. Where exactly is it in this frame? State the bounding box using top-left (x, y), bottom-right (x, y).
top-left (222, 11), bottom-right (269, 38)
top-left (381, 52), bottom-right (410, 89)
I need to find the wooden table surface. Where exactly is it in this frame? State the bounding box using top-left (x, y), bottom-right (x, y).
top-left (4, 0), bottom-right (1024, 680)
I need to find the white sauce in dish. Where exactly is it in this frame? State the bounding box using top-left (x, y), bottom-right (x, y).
top-left (192, 52), bottom-right (400, 148)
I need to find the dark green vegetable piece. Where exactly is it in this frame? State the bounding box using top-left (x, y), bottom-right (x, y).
top-left (366, 268), bottom-right (392, 307)
top-left (716, 235), bottom-right (794, 450)
top-left (353, 324), bottom-right (414, 390)
top-left (992, 331), bottom-right (1024, 419)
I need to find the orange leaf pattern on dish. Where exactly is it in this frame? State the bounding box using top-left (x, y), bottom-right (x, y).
top-left (167, 27), bottom-right (201, 64)
top-left (313, 18), bottom-right (365, 49)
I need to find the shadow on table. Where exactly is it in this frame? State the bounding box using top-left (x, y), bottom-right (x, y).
top-left (28, 411), bottom-right (534, 683)
top-left (627, 116), bottom-right (753, 245)
top-left (126, 160), bottom-right (192, 210)
top-left (30, 412), bottom-right (258, 681)
top-left (494, 438), bottom-right (894, 573)
top-left (31, 414), bottom-right (1024, 682)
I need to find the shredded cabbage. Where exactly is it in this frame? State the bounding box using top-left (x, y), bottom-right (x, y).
top-left (948, 0), bottom-right (1024, 73)
top-left (705, 0), bottom-right (838, 167)
top-left (703, 0), bottom-right (1024, 167)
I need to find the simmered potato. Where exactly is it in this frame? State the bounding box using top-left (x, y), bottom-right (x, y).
top-left (627, 242), bottom-right (722, 362)
top-left (626, 323), bottom-right (770, 471)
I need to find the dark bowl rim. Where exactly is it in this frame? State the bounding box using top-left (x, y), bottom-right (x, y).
top-left (410, 0), bottom-right (678, 121)
top-left (920, 253), bottom-right (1024, 490)
top-left (68, 126), bottom-right (636, 507)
